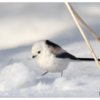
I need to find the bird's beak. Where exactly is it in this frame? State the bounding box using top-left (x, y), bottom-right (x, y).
top-left (32, 56), bottom-right (36, 58)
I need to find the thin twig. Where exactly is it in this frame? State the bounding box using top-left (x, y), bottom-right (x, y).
top-left (68, 3), bottom-right (100, 42)
top-left (7, 58), bottom-right (13, 65)
top-left (65, 2), bottom-right (100, 69)
top-left (27, 50), bottom-right (31, 52)
top-left (27, 57), bottom-right (31, 60)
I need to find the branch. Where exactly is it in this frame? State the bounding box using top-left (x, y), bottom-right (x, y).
top-left (65, 2), bottom-right (100, 69)
top-left (7, 58), bottom-right (13, 65)
top-left (66, 3), bottom-right (100, 42)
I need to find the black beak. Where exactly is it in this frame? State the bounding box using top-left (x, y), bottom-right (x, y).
top-left (32, 56), bottom-right (36, 58)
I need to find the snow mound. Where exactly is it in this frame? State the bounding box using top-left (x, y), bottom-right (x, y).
top-left (0, 63), bottom-right (34, 91)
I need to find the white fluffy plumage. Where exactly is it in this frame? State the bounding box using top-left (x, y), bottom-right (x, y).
top-left (31, 40), bottom-right (71, 74)
top-left (31, 40), bottom-right (98, 76)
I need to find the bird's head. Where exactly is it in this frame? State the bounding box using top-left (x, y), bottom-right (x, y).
top-left (31, 40), bottom-right (62, 59)
top-left (31, 40), bottom-right (44, 59)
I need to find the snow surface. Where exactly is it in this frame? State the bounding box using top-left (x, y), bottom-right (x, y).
top-left (0, 3), bottom-right (100, 97)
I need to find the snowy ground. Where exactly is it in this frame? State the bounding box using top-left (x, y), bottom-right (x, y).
top-left (0, 3), bottom-right (100, 97)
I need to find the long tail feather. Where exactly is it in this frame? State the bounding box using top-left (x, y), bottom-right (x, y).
top-left (76, 58), bottom-right (100, 61)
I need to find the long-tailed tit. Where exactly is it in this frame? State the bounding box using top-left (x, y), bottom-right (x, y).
top-left (31, 40), bottom-right (100, 76)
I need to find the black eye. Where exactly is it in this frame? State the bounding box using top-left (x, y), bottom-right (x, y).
top-left (38, 51), bottom-right (41, 54)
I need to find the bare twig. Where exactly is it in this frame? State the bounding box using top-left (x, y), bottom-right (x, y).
top-left (65, 2), bottom-right (100, 69)
top-left (27, 50), bottom-right (31, 52)
top-left (27, 57), bottom-right (31, 60)
top-left (7, 58), bottom-right (13, 65)
top-left (68, 3), bottom-right (100, 42)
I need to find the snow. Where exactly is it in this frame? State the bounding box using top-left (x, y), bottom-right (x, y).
top-left (0, 3), bottom-right (100, 97)
top-left (0, 63), bottom-right (34, 92)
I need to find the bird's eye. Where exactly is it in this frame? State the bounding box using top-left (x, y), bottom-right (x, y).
top-left (38, 51), bottom-right (41, 54)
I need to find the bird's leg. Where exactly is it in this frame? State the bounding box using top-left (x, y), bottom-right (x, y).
top-left (61, 71), bottom-right (63, 77)
top-left (41, 71), bottom-right (48, 76)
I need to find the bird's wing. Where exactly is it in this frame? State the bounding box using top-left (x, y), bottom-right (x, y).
top-left (45, 40), bottom-right (77, 59)
top-left (55, 51), bottom-right (77, 59)
top-left (45, 40), bottom-right (61, 53)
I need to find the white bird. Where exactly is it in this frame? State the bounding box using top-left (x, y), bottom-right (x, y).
top-left (31, 40), bottom-right (100, 76)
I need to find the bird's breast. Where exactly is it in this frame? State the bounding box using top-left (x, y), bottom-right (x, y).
top-left (35, 54), bottom-right (70, 73)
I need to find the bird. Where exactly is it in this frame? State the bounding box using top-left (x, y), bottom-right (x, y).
top-left (31, 40), bottom-right (100, 76)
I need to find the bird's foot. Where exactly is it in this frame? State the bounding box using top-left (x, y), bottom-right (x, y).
top-left (61, 71), bottom-right (63, 77)
top-left (41, 71), bottom-right (48, 76)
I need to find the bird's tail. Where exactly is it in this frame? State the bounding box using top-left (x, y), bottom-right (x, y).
top-left (75, 58), bottom-right (100, 61)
